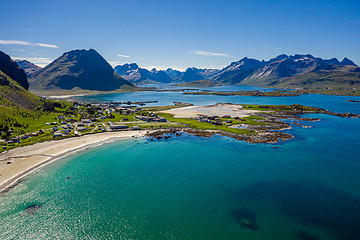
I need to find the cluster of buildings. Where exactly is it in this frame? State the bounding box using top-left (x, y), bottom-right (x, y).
top-left (83, 103), bottom-right (142, 116)
top-left (53, 122), bottom-right (74, 138)
top-left (107, 121), bottom-right (128, 130)
top-left (6, 129), bottom-right (45, 144)
top-left (135, 113), bottom-right (166, 122)
top-left (197, 115), bottom-right (238, 125)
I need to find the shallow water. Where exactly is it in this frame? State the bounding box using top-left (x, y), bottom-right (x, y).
top-left (75, 85), bottom-right (360, 114)
top-left (1, 86), bottom-right (360, 239)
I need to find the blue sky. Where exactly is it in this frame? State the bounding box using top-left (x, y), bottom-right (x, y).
top-left (1, 0), bottom-right (359, 70)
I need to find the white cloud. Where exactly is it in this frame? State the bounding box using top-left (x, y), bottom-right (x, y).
top-left (117, 54), bottom-right (129, 58)
top-left (35, 43), bottom-right (58, 48)
top-left (0, 40), bottom-right (58, 48)
top-left (0, 40), bottom-right (31, 45)
top-left (190, 50), bottom-right (230, 57)
top-left (13, 57), bottom-right (54, 67)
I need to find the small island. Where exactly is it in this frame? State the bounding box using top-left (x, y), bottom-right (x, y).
top-left (181, 88), bottom-right (360, 97)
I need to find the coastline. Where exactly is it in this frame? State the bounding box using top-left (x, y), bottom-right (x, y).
top-left (0, 130), bottom-right (147, 193)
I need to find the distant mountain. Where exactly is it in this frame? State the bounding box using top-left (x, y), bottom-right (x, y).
top-left (29, 49), bottom-right (135, 91)
top-left (273, 65), bottom-right (360, 89)
top-left (239, 54), bottom-right (321, 86)
top-left (212, 54), bottom-right (359, 89)
top-left (114, 63), bottom-right (172, 84)
top-left (150, 68), bottom-right (173, 83)
top-left (15, 60), bottom-right (42, 75)
top-left (165, 68), bottom-right (183, 81)
top-left (115, 64), bottom-right (223, 84)
top-left (0, 51), bottom-right (41, 110)
top-left (0, 51), bottom-right (29, 90)
top-left (180, 67), bottom-right (220, 82)
top-left (181, 68), bottom-right (205, 82)
top-left (211, 57), bottom-right (266, 85)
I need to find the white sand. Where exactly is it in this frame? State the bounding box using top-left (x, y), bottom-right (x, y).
top-left (161, 103), bottom-right (259, 118)
top-left (0, 131), bottom-right (146, 192)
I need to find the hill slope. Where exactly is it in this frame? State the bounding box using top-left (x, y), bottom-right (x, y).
top-left (0, 71), bottom-right (42, 110)
top-left (0, 51), bottom-right (42, 110)
top-left (29, 49), bottom-right (135, 91)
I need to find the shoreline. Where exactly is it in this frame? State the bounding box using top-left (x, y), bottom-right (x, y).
top-left (0, 130), bottom-right (148, 194)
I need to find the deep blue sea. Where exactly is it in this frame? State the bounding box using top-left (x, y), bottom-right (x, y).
top-left (1, 86), bottom-right (360, 239)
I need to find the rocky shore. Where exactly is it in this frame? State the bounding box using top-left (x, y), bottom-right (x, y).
top-left (144, 127), bottom-right (293, 144)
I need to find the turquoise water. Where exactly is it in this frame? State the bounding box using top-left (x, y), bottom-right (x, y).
top-left (75, 86), bottom-right (360, 114)
top-left (1, 87), bottom-right (360, 239)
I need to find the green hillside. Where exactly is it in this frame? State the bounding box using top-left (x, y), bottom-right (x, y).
top-left (0, 70), bottom-right (42, 110)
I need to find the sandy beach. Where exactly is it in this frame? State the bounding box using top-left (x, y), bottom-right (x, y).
top-left (161, 103), bottom-right (260, 118)
top-left (0, 131), bottom-right (147, 193)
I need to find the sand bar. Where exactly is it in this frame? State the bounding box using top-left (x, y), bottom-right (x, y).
top-left (0, 130), bottom-right (147, 193)
top-left (161, 103), bottom-right (260, 118)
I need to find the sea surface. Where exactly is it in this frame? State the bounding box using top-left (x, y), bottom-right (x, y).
top-left (75, 84), bottom-right (360, 114)
top-left (1, 86), bottom-right (360, 239)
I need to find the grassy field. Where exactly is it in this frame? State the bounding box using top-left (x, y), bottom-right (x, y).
top-left (156, 113), bottom-right (258, 135)
top-left (0, 106), bottom-right (61, 135)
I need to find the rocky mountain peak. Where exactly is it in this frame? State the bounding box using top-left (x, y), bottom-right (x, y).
top-left (341, 57), bottom-right (357, 66)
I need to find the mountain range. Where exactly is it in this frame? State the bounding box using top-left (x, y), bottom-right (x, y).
top-left (12, 51), bottom-right (360, 90)
top-left (114, 63), bottom-right (172, 84)
top-left (115, 54), bottom-right (359, 89)
top-left (114, 63), bottom-right (221, 84)
top-left (29, 49), bottom-right (135, 91)
top-left (235, 54), bottom-right (359, 87)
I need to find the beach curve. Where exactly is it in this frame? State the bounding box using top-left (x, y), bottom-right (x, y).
top-left (0, 130), bottom-right (148, 193)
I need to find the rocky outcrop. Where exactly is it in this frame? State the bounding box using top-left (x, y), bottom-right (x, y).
top-left (144, 127), bottom-right (292, 144)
